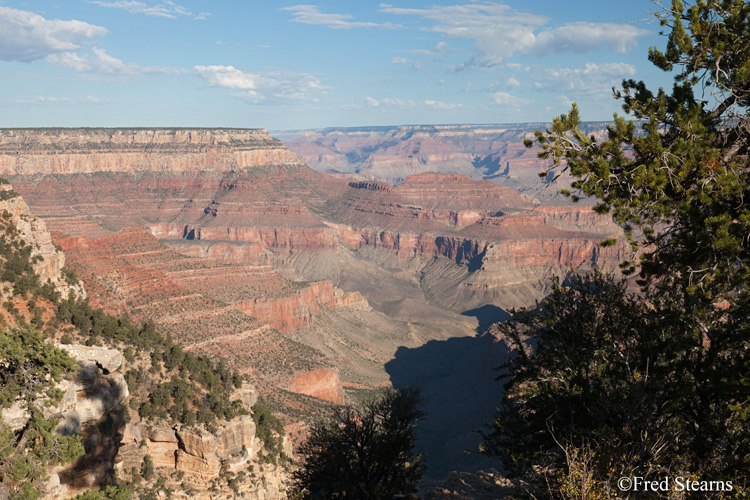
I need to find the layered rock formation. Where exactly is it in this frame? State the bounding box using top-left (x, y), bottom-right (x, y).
top-left (0, 128), bottom-right (301, 175)
top-left (0, 128), bottom-right (631, 482)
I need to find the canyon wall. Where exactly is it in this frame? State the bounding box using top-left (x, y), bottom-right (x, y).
top-left (0, 128), bottom-right (302, 175)
top-left (0, 128), bottom-right (630, 403)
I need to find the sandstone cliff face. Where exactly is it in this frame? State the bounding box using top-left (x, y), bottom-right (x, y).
top-left (0, 182), bottom-right (85, 299)
top-left (1, 345), bottom-right (128, 435)
top-left (0, 344), bottom-right (129, 500)
top-left (0, 129), bottom-right (631, 414)
top-left (287, 369), bottom-right (346, 404)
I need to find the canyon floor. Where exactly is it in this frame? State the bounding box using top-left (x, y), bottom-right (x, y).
top-left (1, 126), bottom-right (625, 480)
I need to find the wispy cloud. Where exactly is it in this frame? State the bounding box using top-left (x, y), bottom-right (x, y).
top-left (46, 47), bottom-right (177, 77)
top-left (392, 57), bottom-right (422, 71)
top-left (0, 6), bottom-right (107, 62)
top-left (282, 5), bottom-right (399, 30)
top-left (364, 96), bottom-right (463, 109)
top-left (10, 95), bottom-right (112, 105)
top-left (408, 41), bottom-right (448, 59)
top-left (194, 65), bottom-right (328, 104)
top-left (88, 1), bottom-right (209, 19)
top-left (379, 2), bottom-right (650, 68)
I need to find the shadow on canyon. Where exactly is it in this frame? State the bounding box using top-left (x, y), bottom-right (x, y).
top-left (461, 304), bottom-right (511, 332)
top-left (58, 366), bottom-right (127, 490)
top-left (385, 326), bottom-right (512, 480)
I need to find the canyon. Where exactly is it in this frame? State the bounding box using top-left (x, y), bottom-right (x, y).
top-left (278, 123), bottom-right (613, 201)
top-left (0, 127), bottom-right (629, 479)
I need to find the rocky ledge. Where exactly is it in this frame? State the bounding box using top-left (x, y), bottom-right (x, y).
top-left (0, 128), bottom-right (303, 175)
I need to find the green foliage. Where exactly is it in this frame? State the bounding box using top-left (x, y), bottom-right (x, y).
top-left (294, 386), bottom-right (425, 500)
top-left (0, 331), bottom-right (84, 499)
top-left (56, 295), bottom-right (247, 425)
top-left (482, 273), bottom-right (688, 494)
top-left (495, 1), bottom-right (750, 497)
top-left (529, 0), bottom-right (750, 297)
top-left (0, 327), bottom-right (78, 408)
top-left (140, 455), bottom-right (155, 481)
top-left (251, 400), bottom-right (286, 464)
top-left (72, 486), bottom-right (132, 500)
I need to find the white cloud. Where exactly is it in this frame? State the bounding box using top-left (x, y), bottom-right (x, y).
top-left (364, 96), bottom-right (380, 107)
top-left (0, 6), bottom-right (107, 62)
top-left (534, 23), bottom-right (646, 55)
top-left (537, 62), bottom-right (636, 94)
top-left (88, 1), bottom-right (209, 20)
top-left (46, 47), bottom-right (175, 76)
top-left (423, 99), bottom-right (461, 109)
top-left (379, 2), bottom-right (650, 68)
top-left (194, 65), bottom-right (328, 104)
top-left (489, 91), bottom-right (512, 104)
top-left (282, 5), bottom-right (399, 30)
top-left (506, 76), bottom-right (520, 88)
top-left (489, 90), bottom-right (531, 106)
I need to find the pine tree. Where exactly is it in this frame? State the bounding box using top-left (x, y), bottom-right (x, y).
top-left (485, 0), bottom-right (750, 496)
top-left (294, 386), bottom-right (426, 500)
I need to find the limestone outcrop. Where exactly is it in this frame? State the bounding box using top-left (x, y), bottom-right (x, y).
top-left (117, 415), bottom-right (288, 498)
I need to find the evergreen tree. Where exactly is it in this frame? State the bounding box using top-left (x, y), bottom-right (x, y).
top-left (485, 0), bottom-right (750, 497)
top-left (0, 328), bottom-right (84, 500)
top-left (294, 386), bottom-right (425, 500)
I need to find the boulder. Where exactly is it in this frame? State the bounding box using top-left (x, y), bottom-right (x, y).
top-left (58, 344), bottom-right (123, 373)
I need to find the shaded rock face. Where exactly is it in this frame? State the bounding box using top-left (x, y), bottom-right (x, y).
top-left (0, 344), bottom-right (130, 500)
top-left (425, 469), bottom-right (517, 500)
top-left (56, 345), bottom-right (129, 436)
top-left (288, 369), bottom-right (346, 404)
top-left (1, 344), bottom-right (128, 434)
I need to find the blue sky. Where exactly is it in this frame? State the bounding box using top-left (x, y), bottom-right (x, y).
top-left (0, 1), bottom-right (674, 130)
